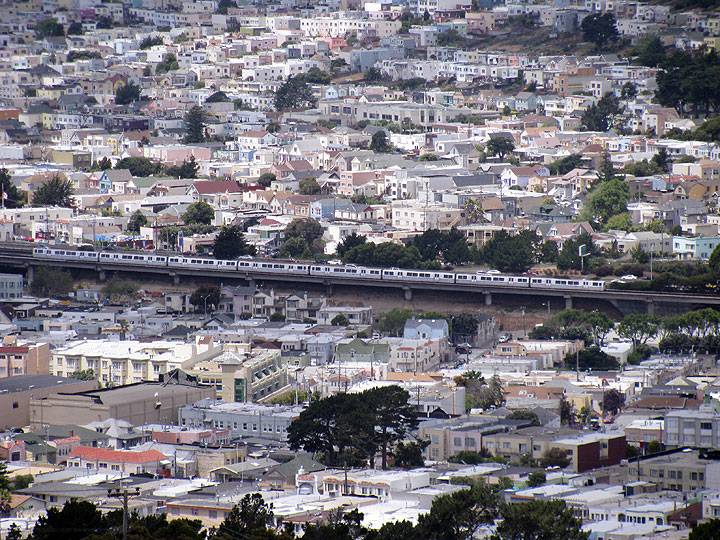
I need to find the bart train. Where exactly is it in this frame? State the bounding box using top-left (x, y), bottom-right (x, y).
top-left (33, 247), bottom-right (606, 291)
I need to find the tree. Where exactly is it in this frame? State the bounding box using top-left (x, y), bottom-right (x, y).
top-left (216, 0), bottom-right (238, 14)
top-left (183, 106), bottom-right (206, 144)
top-left (458, 373), bottom-right (504, 411)
top-left (634, 35), bottom-right (666, 67)
top-left (190, 285), bottom-right (220, 314)
top-left (115, 157), bottom-right (163, 177)
top-left (618, 314), bottom-right (659, 350)
top-left (540, 240), bottom-right (559, 263)
top-left (287, 392), bottom-right (374, 466)
top-left (566, 346), bottom-right (619, 370)
top-left (370, 131), bottom-right (392, 153)
top-left (97, 157), bottom-right (112, 171)
top-left (584, 311), bottom-right (614, 346)
top-left (605, 213), bottom-right (633, 231)
top-left (337, 233), bottom-right (366, 258)
top-left (581, 93), bottom-right (623, 132)
top-left (70, 369), bottom-right (95, 381)
top-left (213, 225), bottom-right (256, 259)
top-left (492, 499), bottom-right (588, 540)
top-left (393, 439), bottom-right (429, 468)
top-left (0, 168), bottom-right (23, 208)
top-left (66, 21), bottom-right (83, 35)
top-left (140, 35), bottom-right (163, 49)
top-left (557, 232), bottom-right (596, 272)
top-left (299, 178), bottom-right (321, 195)
top-left (602, 388), bottom-right (624, 415)
top-left (279, 236), bottom-right (312, 259)
top-left (486, 137), bottom-right (515, 159)
top-left (165, 156), bottom-right (199, 179)
top-left (689, 519), bottom-right (720, 540)
top-left (155, 53), bottom-right (179, 74)
top-left (257, 173), bottom-right (276, 187)
top-left (709, 244), bottom-right (720, 275)
top-left (275, 76), bottom-right (316, 111)
top-left (33, 175), bottom-right (74, 207)
top-left (651, 148), bottom-right (671, 173)
top-left (183, 201), bottom-right (214, 225)
top-left (526, 471), bottom-right (546, 487)
top-left (365, 67), bottom-right (383, 82)
top-left (507, 409), bottom-right (540, 426)
top-left (540, 448), bottom-right (571, 468)
top-left (366, 386), bottom-right (419, 469)
top-left (35, 18), bottom-right (64, 38)
top-left (102, 279), bottom-right (138, 304)
top-left (417, 483), bottom-right (498, 540)
top-left (302, 67), bottom-right (332, 84)
top-left (582, 178), bottom-right (629, 225)
top-left (30, 267), bottom-right (74, 297)
top-left (548, 154), bottom-right (583, 175)
top-left (581, 12), bottom-right (619, 51)
top-left (451, 313), bottom-right (479, 341)
top-left (127, 210), bottom-right (148, 233)
top-left (6, 524), bottom-right (22, 540)
top-left (0, 461), bottom-right (10, 515)
top-left (115, 81), bottom-right (141, 105)
top-left (479, 230), bottom-right (538, 273)
top-left (331, 314), bottom-right (350, 326)
top-left (30, 501), bottom-right (105, 539)
top-left (620, 81), bottom-right (637, 101)
top-left (377, 308), bottom-right (413, 336)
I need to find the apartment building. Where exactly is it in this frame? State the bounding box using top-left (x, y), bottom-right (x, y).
top-left (0, 336), bottom-right (49, 379)
top-left (0, 273), bottom-right (23, 300)
top-left (50, 339), bottom-right (219, 385)
top-left (179, 399), bottom-right (302, 443)
top-left (67, 446), bottom-right (167, 475)
top-left (186, 346), bottom-right (288, 403)
top-left (664, 407), bottom-right (720, 449)
top-left (483, 426), bottom-right (626, 472)
top-left (391, 201), bottom-right (465, 231)
top-left (630, 451), bottom-right (720, 492)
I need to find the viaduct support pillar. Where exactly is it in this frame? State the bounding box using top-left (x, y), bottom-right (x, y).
top-left (484, 292), bottom-right (492, 306)
top-left (564, 296), bottom-right (573, 309)
top-left (26, 265), bottom-right (34, 286)
top-left (403, 287), bottom-right (412, 301)
top-left (647, 300), bottom-right (655, 316)
top-left (98, 269), bottom-right (106, 282)
top-left (172, 273), bottom-right (180, 286)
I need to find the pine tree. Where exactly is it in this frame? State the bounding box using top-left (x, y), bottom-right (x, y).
top-left (183, 106), bottom-right (206, 144)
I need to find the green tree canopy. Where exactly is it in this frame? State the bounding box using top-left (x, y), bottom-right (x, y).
top-left (213, 225), bottom-right (257, 259)
top-left (582, 178), bottom-right (629, 225)
top-left (275, 76), bottom-right (316, 111)
top-left (486, 137), bottom-right (515, 159)
top-left (189, 285), bottom-right (220, 314)
top-left (35, 18), bottom-right (64, 39)
top-left (115, 81), bottom-right (141, 105)
top-left (32, 175), bottom-right (74, 207)
top-left (115, 157), bottom-right (163, 177)
top-left (370, 131), bottom-right (392, 153)
top-left (183, 106), bottom-right (206, 144)
top-left (492, 499), bottom-right (589, 540)
top-left (0, 167), bottom-right (24, 208)
top-left (183, 201), bottom-right (215, 225)
top-left (127, 210), bottom-right (148, 233)
top-left (165, 156), bottom-right (200, 179)
top-left (581, 12), bottom-right (619, 50)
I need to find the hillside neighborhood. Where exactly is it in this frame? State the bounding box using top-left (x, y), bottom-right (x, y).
top-left (3, 0), bottom-right (720, 538)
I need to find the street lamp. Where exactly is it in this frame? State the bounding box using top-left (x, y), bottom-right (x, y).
top-left (520, 306), bottom-right (526, 338)
top-left (201, 293), bottom-right (212, 318)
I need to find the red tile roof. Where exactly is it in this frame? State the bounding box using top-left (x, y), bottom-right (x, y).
top-left (69, 446), bottom-right (166, 464)
top-left (0, 346), bottom-right (30, 354)
top-left (192, 180), bottom-right (243, 195)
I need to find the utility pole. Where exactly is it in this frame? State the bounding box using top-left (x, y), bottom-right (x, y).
top-left (107, 483), bottom-right (140, 540)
